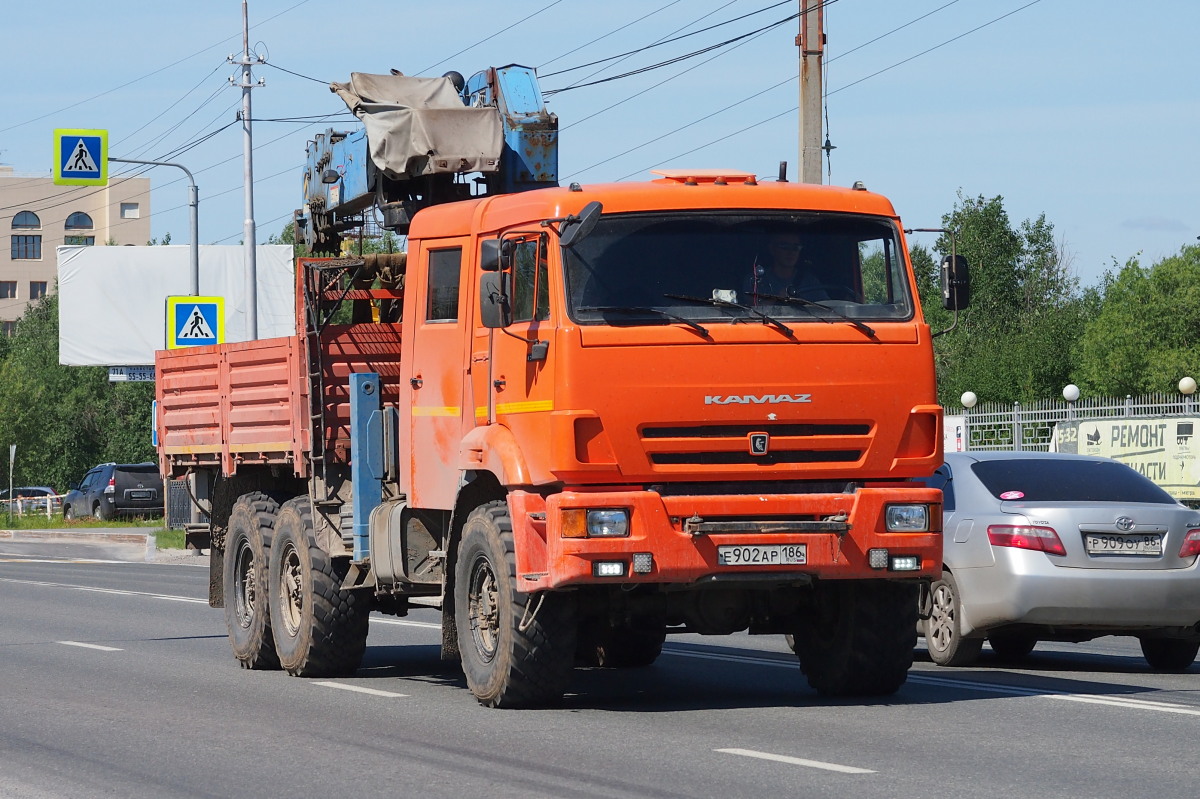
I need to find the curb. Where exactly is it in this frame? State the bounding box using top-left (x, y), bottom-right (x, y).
top-left (0, 528), bottom-right (157, 562)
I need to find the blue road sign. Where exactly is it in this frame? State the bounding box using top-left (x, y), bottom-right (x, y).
top-left (53, 129), bottom-right (108, 186)
top-left (166, 296), bottom-right (225, 349)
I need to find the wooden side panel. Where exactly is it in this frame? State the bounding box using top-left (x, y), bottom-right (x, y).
top-left (156, 336), bottom-right (310, 477)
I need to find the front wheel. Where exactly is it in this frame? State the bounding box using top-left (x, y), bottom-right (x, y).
top-left (791, 580), bottom-right (918, 696)
top-left (1140, 637), bottom-right (1199, 671)
top-left (268, 497), bottom-right (370, 677)
top-left (923, 572), bottom-right (983, 667)
top-left (63, 505), bottom-right (75, 521)
top-left (454, 501), bottom-right (577, 707)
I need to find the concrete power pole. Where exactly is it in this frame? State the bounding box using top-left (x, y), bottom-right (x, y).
top-left (231, 0), bottom-right (263, 338)
top-left (798, 0), bottom-right (825, 184)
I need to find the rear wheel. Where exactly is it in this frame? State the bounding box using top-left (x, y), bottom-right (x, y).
top-left (791, 580), bottom-right (917, 696)
top-left (223, 492), bottom-right (281, 670)
top-left (268, 497), bottom-right (370, 677)
top-left (1140, 636), bottom-right (1199, 672)
top-left (924, 572), bottom-right (983, 667)
top-left (988, 631), bottom-right (1037, 662)
top-left (94, 501), bottom-right (112, 521)
top-left (455, 501), bottom-right (577, 707)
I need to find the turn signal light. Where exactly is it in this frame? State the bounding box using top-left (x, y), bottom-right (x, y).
top-left (987, 524), bottom-right (1066, 557)
top-left (1180, 530), bottom-right (1200, 558)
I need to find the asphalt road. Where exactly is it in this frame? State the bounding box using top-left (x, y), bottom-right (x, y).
top-left (1, 548), bottom-right (1197, 799)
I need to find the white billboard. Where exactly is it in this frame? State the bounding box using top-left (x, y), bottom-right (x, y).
top-left (57, 244), bottom-right (296, 366)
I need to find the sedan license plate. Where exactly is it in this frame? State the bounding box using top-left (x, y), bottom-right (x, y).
top-left (717, 544), bottom-right (807, 566)
top-left (1085, 533), bottom-right (1162, 556)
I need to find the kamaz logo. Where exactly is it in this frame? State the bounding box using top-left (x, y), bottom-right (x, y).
top-left (704, 394), bottom-right (812, 405)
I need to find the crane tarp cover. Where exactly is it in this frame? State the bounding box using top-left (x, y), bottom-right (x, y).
top-left (330, 72), bottom-right (502, 179)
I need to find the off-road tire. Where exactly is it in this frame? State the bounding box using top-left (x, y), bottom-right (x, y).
top-left (1140, 636), bottom-right (1200, 672)
top-left (577, 623), bottom-right (666, 668)
top-left (63, 505), bottom-right (75, 521)
top-left (223, 492), bottom-right (282, 670)
top-left (94, 501), bottom-right (112, 521)
top-left (268, 496), bottom-right (369, 677)
top-left (988, 631), bottom-right (1038, 662)
top-left (924, 572), bottom-right (984, 667)
top-left (455, 501), bottom-right (577, 707)
top-left (792, 580), bottom-right (918, 696)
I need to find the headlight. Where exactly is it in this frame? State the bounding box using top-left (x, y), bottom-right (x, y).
top-left (885, 504), bottom-right (929, 532)
top-left (587, 509), bottom-right (630, 537)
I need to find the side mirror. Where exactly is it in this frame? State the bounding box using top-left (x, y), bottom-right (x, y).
top-left (941, 254), bottom-right (970, 311)
top-left (479, 271), bottom-right (511, 328)
top-left (559, 201), bottom-right (603, 249)
top-left (480, 239), bottom-right (501, 272)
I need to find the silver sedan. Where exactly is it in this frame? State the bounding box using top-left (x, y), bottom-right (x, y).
top-left (921, 451), bottom-right (1200, 670)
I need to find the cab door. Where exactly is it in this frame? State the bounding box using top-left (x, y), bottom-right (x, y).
top-left (403, 238), bottom-right (471, 510)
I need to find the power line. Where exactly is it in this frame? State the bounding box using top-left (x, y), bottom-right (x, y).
top-left (263, 62), bottom-right (331, 85)
top-left (417, 1), bottom-right (565, 75)
top-left (536, 1), bottom-right (687, 71)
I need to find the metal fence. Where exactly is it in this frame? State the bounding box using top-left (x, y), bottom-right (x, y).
top-left (957, 392), bottom-right (1200, 452)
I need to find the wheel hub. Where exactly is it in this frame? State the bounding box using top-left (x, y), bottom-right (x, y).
top-left (467, 555), bottom-right (500, 663)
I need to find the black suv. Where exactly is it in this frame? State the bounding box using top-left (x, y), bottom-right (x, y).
top-left (62, 463), bottom-right (164, 520)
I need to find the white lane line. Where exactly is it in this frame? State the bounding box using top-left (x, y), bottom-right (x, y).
top-left (370, 618), bottom-right (442, 629)
top-left (0, 557), bottom-right (128, 564)
top-left (59, 641), bottom-right (123, 652)
top-left (0, 577), bottom-right (205, 603)
top-left (313, 681), bottom-right (409, 698)
top-left (716, 748), bottom-right (874, 774)
top-left (909, 674), bottom-right (1200, 716)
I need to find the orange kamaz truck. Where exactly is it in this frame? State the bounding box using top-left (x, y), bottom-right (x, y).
top-left (156, 70), bottom-right (964, 707)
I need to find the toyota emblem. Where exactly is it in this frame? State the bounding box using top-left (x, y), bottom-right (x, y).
top-left (1115, 516), bottom-right (1135, 532)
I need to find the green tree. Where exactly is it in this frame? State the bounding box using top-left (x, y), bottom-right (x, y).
top-left (1075, 245), bottom-right (1200, 395)
top-left (0, 293), bottom-right (155, 492)
top-left (915, 192), bottom-right (1087, 407)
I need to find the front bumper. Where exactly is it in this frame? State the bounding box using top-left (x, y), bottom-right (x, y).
top-left (509, 486), bottom-right (942, 591)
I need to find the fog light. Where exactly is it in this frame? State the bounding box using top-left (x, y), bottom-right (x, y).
top-left (890, 555), bottom-right (921, 571)
top-left (632, 553), bottom-right (654, 574)
top-left (593, 561), bottom-right (627, 578)
top-left (587, 509), bottom-right (630, 537)
top-left (885, 504), bottom-right (929, 532)
top-left (868, 548), bottom-right (889, 569)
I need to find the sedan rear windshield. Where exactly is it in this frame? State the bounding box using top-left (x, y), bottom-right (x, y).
top-left (969, 459), bottom-right (1176, 504)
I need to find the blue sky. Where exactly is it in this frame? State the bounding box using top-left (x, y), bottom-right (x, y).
top-left (2, 0), bottom-right (1196, 286)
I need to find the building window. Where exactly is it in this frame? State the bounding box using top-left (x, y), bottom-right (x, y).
top-left (29, 282), bottom-right (47, 300)
top-left (64, 236), bottom-right (96, 246)
top-left (120, 203), bottom-right (140, 219)
top-left (11, 235), bottom-right (41, 260)
top-left (65, 211), bottom-right (94, 230)
top-left (1, 321), bottom-right (16, 337)
top-left (0, 282), bottom-right (17, 299)
top-left (12, 211), bottom-right (40, 229)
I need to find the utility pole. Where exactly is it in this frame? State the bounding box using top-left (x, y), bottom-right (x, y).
top-left (798, 0), bottom-right (825, 184)
top-left (230, 0), bottom-right (263, 338)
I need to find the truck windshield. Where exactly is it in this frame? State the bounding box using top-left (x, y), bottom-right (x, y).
top-left (563, 211), bottom-right (914, 326)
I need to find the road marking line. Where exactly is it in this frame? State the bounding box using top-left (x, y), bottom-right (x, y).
top-left (59, 641), bottom-right (122, 652)
top-left (0, 557), bottom-right (128, 564)
top-left (716, 748), bottom-right (874, 774)
top-left (908, 674), bottom-right (1200, 716)
top-left (370, 618), bottom-right (442, 629)
top-left (313, 681), bottom-right (409, 698)
top-left (0, 577), bottom-right (205, 603)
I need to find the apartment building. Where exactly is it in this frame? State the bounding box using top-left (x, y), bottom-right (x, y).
top-left (0, 166), bottom-right (151, 335)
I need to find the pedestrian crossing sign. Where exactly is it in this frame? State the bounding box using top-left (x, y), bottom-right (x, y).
top-left (53, 129), bottom-right (108, 186)
top-left (166, 296), bottom-right (225, 349)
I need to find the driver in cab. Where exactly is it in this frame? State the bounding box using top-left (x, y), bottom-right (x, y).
top-left (744, 232), bottom-right (830, 305)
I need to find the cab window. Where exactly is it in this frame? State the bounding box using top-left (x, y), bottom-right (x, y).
top-left (511, 235), bottom-right (549, 323)
top-left (426, 248), bottom-right (462, 322)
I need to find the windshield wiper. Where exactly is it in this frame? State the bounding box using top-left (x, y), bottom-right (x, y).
top-left (662, 293), bottom-right (794, 338)
top-left (577, 306), bottom-right (711, 338)
top-left (752, 292), bottom-right (877, 339)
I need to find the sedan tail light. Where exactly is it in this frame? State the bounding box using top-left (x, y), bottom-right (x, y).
top-left (1180, 530), bottom-right (1200, 558)
top-left (987, 524), bottom-right (1067, 556)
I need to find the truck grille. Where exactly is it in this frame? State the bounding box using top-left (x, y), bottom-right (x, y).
top-left (640, 422), bottom-right (870, 469)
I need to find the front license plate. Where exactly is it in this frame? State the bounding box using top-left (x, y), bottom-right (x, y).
top-left (1085, 533), bottom-right (1162, 556)
top-left (717, 544), bottom-right (807, 566)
